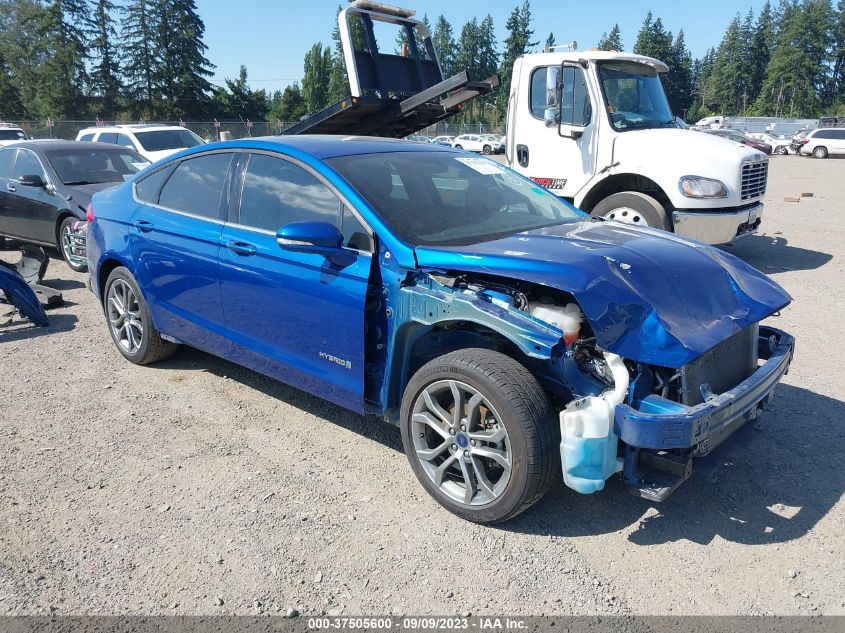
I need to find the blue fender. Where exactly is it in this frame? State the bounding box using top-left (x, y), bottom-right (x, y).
top-left (0, 264), bottom-right (49, 327)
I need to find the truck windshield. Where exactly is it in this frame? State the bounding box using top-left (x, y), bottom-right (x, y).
top-left (328, 151), bottom-right (581, 247)
top-left (598, 61), bottom-right (674, 131)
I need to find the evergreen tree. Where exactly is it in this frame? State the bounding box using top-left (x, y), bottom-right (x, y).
top-left (665, 30), bottom-right (693, 116)
top-left (155, 0), bottom-right (215, 118)
top-left (753, 0), bottom-right (832, 117)
top-left (0, 48), bottom-right (26, 118)
top-left (545, 32), bottom-right (555, 50)
top-left (633, 13), bottom-right (673, 63)
top-left (830, 0), bottom-right (845, 105)
top-left (497, 1), bottom-right (538, 115)
top-left (302, 42), bottom-right (332, 113)
top-left (748, 2), bottom-right (775, 106)
top-left (705, 14), bottom-right (744, 114)
top-left (36, 0), bottom-right (90, 118)
top-left (597, 24), bottom-right (623, 51)
top-left (0, 0), bottom-right (47, 116)
top-left (87, 0), bottom-right (121, 118)
top-left (432, 15), bottom-right (457, 78)
top-left (327, 4), bottom-right (348, 103)
top-left (121, 0), bottom-right (158, 116)
top-left (270, 82), bottom-right (307, 123)
top-left (213, 65), bottom-right (268, 121)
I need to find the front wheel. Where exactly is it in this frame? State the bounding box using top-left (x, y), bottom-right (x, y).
top-left (775, 145), bottom-right (789, 155)
top-left (57, 217), bottom-right (87, 272)
top-left (591, 191), bottom-right (671, 230)
top-left (104, 267), bottom-right (177, 365)
top-left (813, 146), bottom-right (828, 158)
top-left (400, 349), bottom-right (558, 524)
top-left (454, 144), bottom-right (463, 150)
top-left (482, 145), bottom-right (492, 155)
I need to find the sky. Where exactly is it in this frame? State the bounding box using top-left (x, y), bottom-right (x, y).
top-left (200, 0), bottom-right (772, 94)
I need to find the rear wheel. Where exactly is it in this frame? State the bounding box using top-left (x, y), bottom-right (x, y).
top-left (104, 267), bottom-right (176, 365)
top-left (774, 145), bottom-right (789, 155)
top-left (482, 145), bottom-right (492, 155)
top-left (454, 144), bottom-right (463, 150)
top-left (400, 349), bottom-right (558, 524)
top-left (812, 146), bottom-right (828, 158)
top-left (57, 216), bottom-right (87, 272)
top-left (591, 191), bottom-right (671, 230)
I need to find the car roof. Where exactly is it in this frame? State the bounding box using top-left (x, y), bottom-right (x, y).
top-left (2, 139), bottom-right (137, 152)
top-left (196, 135), bottom-right (460, 160)
top-left (79, 124), bottom-right (188, 133)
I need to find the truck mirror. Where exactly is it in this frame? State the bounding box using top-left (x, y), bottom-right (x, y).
top-left (544, 107), bottom-right (560, 128)
top-left (545, 66), bottom-right (560, 108)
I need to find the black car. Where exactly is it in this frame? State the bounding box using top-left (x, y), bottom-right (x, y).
top-left (0, 140), bottom-right (149, 272)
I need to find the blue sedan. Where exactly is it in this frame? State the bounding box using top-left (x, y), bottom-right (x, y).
top-left (87, 136), bottom-right (794, 523)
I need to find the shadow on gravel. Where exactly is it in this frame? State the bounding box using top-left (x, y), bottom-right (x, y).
top-left (721, 234), bottom-right (833, 273)
top-left (502, 384), bottom-right (844, 545)
top-left (154, 347), bottom-right (403, 452)
top-left (0, 312), bottom-right (77, 341)
top-left (43, 277), bottom-right (86, 291)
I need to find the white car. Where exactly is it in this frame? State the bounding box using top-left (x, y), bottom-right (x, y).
top-left (0, 124), bottom-right (28, 147)
top-left (798, 128), bottom-right (845, 158)
top-left (748, 132), bottom-right (794, 155)
top-left (75, 124), bottom-right (205, 163)
top-left (481, 134), bottom-right (505, 153)
top-left (432, 135), bottom-right (454, 146)
top-left (452, 134), bottom-right (496, 154)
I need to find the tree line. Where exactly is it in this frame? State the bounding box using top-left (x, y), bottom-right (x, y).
top-left (2, 0), bottom-right (844, 124)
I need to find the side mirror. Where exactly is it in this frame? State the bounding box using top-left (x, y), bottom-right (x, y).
top-left (19, 174), bottom-right (45, 188)
top-left (277, 220), bottom-right (344, 257)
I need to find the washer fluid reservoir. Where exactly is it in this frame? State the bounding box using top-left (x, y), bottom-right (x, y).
top-left (529, 299), bottom-right (582, 346)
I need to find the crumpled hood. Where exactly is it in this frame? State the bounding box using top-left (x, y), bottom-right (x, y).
top-left (414, 221), bottom-right (791, 368)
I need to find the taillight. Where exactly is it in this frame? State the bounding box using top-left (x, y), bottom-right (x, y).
top-left (86, 203), bottom-right (94, 223)
top-left (802, 139), bottom-right (809, 144)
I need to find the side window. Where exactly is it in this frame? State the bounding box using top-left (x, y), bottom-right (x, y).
top-left (135, 165), bottom-right (174, 203)
top-left (560, 66), bottom-right (591, 126)
top-left (530, 67), bottom-right (548, 118)
top-left (342, 206), bottom-right (373, 252)
top-left (12, 150), bottom-right (45, 180)
top-left (79, 133), bottom-right (95, 142)
top-left (99, 132), bottom-right (117, 144)
top-left (835, 130), bottom-right (845, 140)
top-left (158, 153), bottom-right (233, 218)
top-left (115, 133), bottom-right (136, 149)
top-left (238, 154), bottom-right (340, 232)
top-left (0, 149), bottom-right (15, 179)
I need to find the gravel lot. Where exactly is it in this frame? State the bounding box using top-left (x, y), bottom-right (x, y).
top-left (0, 156), bottom-right (842, 617)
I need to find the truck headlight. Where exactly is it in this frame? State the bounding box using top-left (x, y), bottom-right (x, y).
top-left (679, 177), bottom-right (728, 199)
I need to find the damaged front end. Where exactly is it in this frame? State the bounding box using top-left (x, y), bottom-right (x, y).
top-left (395, 270), bottom-right (795, 502)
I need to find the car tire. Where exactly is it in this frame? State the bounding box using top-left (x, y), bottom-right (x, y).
top-left (454, 144), bottom-right (463, 150)
top-left (591, 191), bottom-right (671, 230)
top-left (400, 348), bottom-right (558, 524)
top-left (103, 266), bottom-right (177, 365)
top-left (775, 145), bottom-right (788, 155)
top-left (812, 146), bottom-right (828, 158)
top-left (482, 145), bottom-right (492, 155)
top-left (57, 217), bottom-right (87, 272)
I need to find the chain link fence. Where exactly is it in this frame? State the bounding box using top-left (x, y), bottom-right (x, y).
top-left (7, 120), bottom-right (505, 141)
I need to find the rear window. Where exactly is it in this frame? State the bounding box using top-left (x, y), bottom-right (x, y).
top-left (135, 129), bottom-right (203, 152)
top-left (0, 148), bottom-right (14, 178)
top-left (0, 129), bottom-right (26, 141)
top-left (46, 148), bottom-right (149, 185)
top-left (158, 153), bottom-right (233, 219)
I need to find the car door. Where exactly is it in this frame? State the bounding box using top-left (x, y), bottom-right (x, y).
top-left (833, 130), bottom-right (845, 155)
top-left (218, 151), bottom-right (373, 412)
top-left (0, 148), bottom-right (16, 235)
top-left (128, 151), bottom-right (237, 355)
top-left (5, 148), bottom-right (57, 244)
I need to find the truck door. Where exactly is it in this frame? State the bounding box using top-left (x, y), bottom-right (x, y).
top-left (510, 62), bottom-right (597, 201)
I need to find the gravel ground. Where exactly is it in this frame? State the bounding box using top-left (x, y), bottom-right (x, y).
top-left (0, 156), bottom-right (842, 617)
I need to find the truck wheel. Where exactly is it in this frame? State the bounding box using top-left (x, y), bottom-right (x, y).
top-left (482, 145), bottom-right (492, 155)
top-left (591, 191), bottom-right (671, 230)
top-left (400, 349), bottom-right (558, 524)
top-left (812, 146), bottom-right (828, 158)
top-left (104, 267), bottom-right (177, 365)
top-left (57, 217), bottom-right (87, 272)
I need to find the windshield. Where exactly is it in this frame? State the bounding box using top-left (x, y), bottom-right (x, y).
top-left (598, 61), bottom-right (674, 131)
top-left (327, 151), bottom-right (581, 247)
top-left (0, 129), bottom-right (26, 141)
top-left (46, 148), bottom-right (150, 184)
top-left (134, 129), bottom-right (203, 152)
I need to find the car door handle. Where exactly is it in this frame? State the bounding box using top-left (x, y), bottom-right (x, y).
top-left (133, 220), bottom-right (154, 232)
top-left (516, 144), bottom-right (529, 168)
top-left (226, 240), bottom-right (257, 256)
top-left (6, 184), bottom-right (16, 193)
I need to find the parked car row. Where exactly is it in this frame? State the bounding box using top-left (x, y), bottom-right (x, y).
top-left (404, 134), bottom-right (506, 154)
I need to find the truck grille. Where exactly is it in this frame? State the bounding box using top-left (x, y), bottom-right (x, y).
top-left (740, 160), bottom-right (768, 200)
top-left (681, 324), bottom-right (759, 406)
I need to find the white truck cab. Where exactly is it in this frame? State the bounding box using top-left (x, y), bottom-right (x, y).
top-left (506, 51), bottom-right (767, 243)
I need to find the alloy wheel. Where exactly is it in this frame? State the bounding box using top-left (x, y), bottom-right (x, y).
top-left (107, 279), bottom-right (144, 355)
top-left (60, 222), bottom-right (86, 268)
top-left (411, 379), bottom-right (512, 507)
